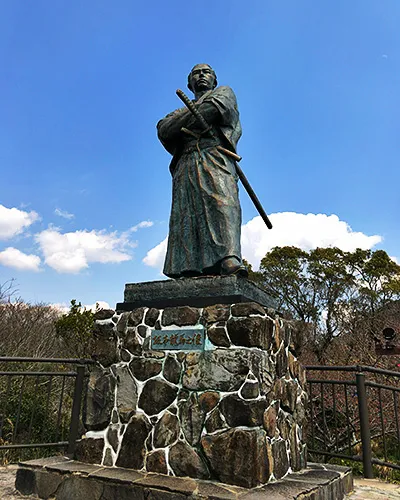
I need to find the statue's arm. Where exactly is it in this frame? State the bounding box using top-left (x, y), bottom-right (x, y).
top-left (158, 100), bottom-right (222, 141)
top-left (205, 86), bottom-right (238, 125)
top-left (157, 107), bottom-right (192, 143)
top-left (186, 101), bottom-right (221, 131)
top-left (183, 87), bottom-right (236, 132)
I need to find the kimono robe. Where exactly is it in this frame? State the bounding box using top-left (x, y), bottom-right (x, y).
top-left (157, 86), bottom-right (243, 278)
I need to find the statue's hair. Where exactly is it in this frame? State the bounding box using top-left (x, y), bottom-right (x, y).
top-left (187, 64), bottom-right (218, 92)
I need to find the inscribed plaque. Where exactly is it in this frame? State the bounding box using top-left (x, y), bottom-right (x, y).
top-left (151, 327), bottom-right (205, 351)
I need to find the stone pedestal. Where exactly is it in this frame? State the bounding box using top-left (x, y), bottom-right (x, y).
top-left (77, 278), bottom-right (308, 489)
top-left (117, 275), bottom-right (278, 310)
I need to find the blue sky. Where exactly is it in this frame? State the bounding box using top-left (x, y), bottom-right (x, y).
top-left (0, 1), bottom-right (399, 309)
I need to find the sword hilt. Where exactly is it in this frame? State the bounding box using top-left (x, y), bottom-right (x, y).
top-left (177, 89), bottom-right (241, 162)
top-left (176, 89), bottom-right (216, 138)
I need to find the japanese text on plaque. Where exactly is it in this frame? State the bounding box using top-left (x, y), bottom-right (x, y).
top-left (151, 328), bottom-right (205, 351)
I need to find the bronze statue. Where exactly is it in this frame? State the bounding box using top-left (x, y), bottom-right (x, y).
top-left (157, 64), bottom-right (249, 279)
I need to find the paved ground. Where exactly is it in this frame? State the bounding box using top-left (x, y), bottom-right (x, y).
top-left (1, 465), bottom-right (399, 499)
top-left (346, 478), bottom-right (400, 499)
top-left (0, 466), bottom-right (36, 499)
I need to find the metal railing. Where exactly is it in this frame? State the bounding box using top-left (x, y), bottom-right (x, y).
top-left (0, 357), bottom-right (94, 458)
top-left (306, 365), bottom-right (400, 478)
top-left (1, 357), bottom-right (399, 476)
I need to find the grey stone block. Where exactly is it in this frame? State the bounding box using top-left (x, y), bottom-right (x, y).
top-left (101, 483), bottom-right (146, 500)
top-left (15, 468), bottom-right (36, 495)
top-left (18, 456), bottom-right (69, 469)
top-left (75, 437), bottom-right (104, 464)
top-left (45, 460), bottom-right (104, 475)
top-left (89, 466), bottom-right (145, 482)
top-left (14, 459), bottom-right (353, 499)
top-left (201, 428), bottom-right (269, 488)
top-left (35, 470), bottom-right (63, 499)
top-left (146, 489), bottom-right (189, 499)
top-left (83, 368), bottom-right (116, 431)
top-left (55, 475), bottom-right (103, 500)
top-left (134, 474), bottom-right (197, 495)
top-left (118, 275), bottom-right (277, 309)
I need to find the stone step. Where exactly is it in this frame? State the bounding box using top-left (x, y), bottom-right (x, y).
top-left (16, 457), bottom-right (353, 499)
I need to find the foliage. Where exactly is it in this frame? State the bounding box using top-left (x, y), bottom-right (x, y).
top-left (250, 246), bottom-right (400, 363)
top-left (0, 278), bottom-right (18, 303)
top-left (0, 302), bottom-right (62, 358)
top-left (329, 457), bottom-right (400, 484)
top-left (0, 377), bottom-right (70, 440)
top-left (55, 300), bottom-right (95, 358)
top-left (0, 297), bottom-right (94, 464)
top-left (0, 370), bottom-right (73, 465)
top-left (249, 247), bottom-right (400, 482)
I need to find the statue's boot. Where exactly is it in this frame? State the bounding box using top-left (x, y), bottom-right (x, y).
top-left (220, 257), bottom-right (248, 278)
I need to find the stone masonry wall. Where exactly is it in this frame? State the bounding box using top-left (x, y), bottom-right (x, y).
top-left (77, 302), bottom-right (307, 489)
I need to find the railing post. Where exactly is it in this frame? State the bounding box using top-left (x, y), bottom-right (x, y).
top-left (67, 365), bottom-right (85, 457)
top-left (356, 372), bottom-right (373, 478)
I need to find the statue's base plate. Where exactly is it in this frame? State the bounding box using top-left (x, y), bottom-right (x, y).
top-left (116, 275), bottom-right (276, 310)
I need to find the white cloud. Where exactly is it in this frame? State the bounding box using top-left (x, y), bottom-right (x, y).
top-left (35, 228), bottom-right (135, 273)
top-left (241, 212), bottom-right (382, 269)
top-left (0, 247), bottom-right (41, 272)
top-left (49, 303), bottom-right (70, 314)
top-left (0, 205), bottom-right (39, 240)
top-left (84, 301), bottom-right (111, 312)
top-left (143, 237), bottom-right (168, 269)
top-left (50, 300), bottom-right (111, 313)
top-left (54, 208), bottom-right (74, 220)
top-left (50, 300), bottom-right (111, 314)
top-left (130, 220), bottom-right (154, 232)
top-left (142, 212), bottom-right (382, 271)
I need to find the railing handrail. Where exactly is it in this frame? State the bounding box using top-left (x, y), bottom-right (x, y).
top-left (0, 357), bottom-right (93, 456)
top-left (306, 364), bottom-right (400, 479)
top-left (307, 378), bottom-right (356, 386)
top-left (305, 364), bottom-right (400, 378)
top-left (0, 357), bottom-right (96, 364)
top-left (0, 371), bottom-right (77, 377)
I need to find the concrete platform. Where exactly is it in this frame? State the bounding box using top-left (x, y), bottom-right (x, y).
top-left (345, 478), bottom-right (400, 499)
top-left (117, 275), bottom-right (277, 310)
top-left (15, 457), bottom-right (353, 499)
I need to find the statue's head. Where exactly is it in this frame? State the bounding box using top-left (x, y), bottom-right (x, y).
top-left (187, 63), bottom-right (218, 94)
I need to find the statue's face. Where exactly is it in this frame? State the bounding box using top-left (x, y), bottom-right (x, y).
top-left (189, 64), bottom-right (216, 93)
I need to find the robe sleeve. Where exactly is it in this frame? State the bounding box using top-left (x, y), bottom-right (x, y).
top-left (157, 107), bottom-right (190, 156)
top-left (201, 86), bottom-right (242, 150)
top-left (204, 87), bottom-right (238, 126)
top-left (157, 86), bottom-right (242, 156)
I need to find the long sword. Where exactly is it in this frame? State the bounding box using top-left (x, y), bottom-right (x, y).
top-left (176, 89), bottom-right (272, 230)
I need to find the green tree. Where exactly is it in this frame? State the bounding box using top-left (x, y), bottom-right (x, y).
top-left (347, 249), bottom-right (400, 334)
top-left (55, 300), bottom-right (95, 358)
top-left (252, 246), bottom-right (400, 363)
top-left (339, 250), bottom-right (400, 364)
top-left (256, 247), bottom-right (316, 322)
